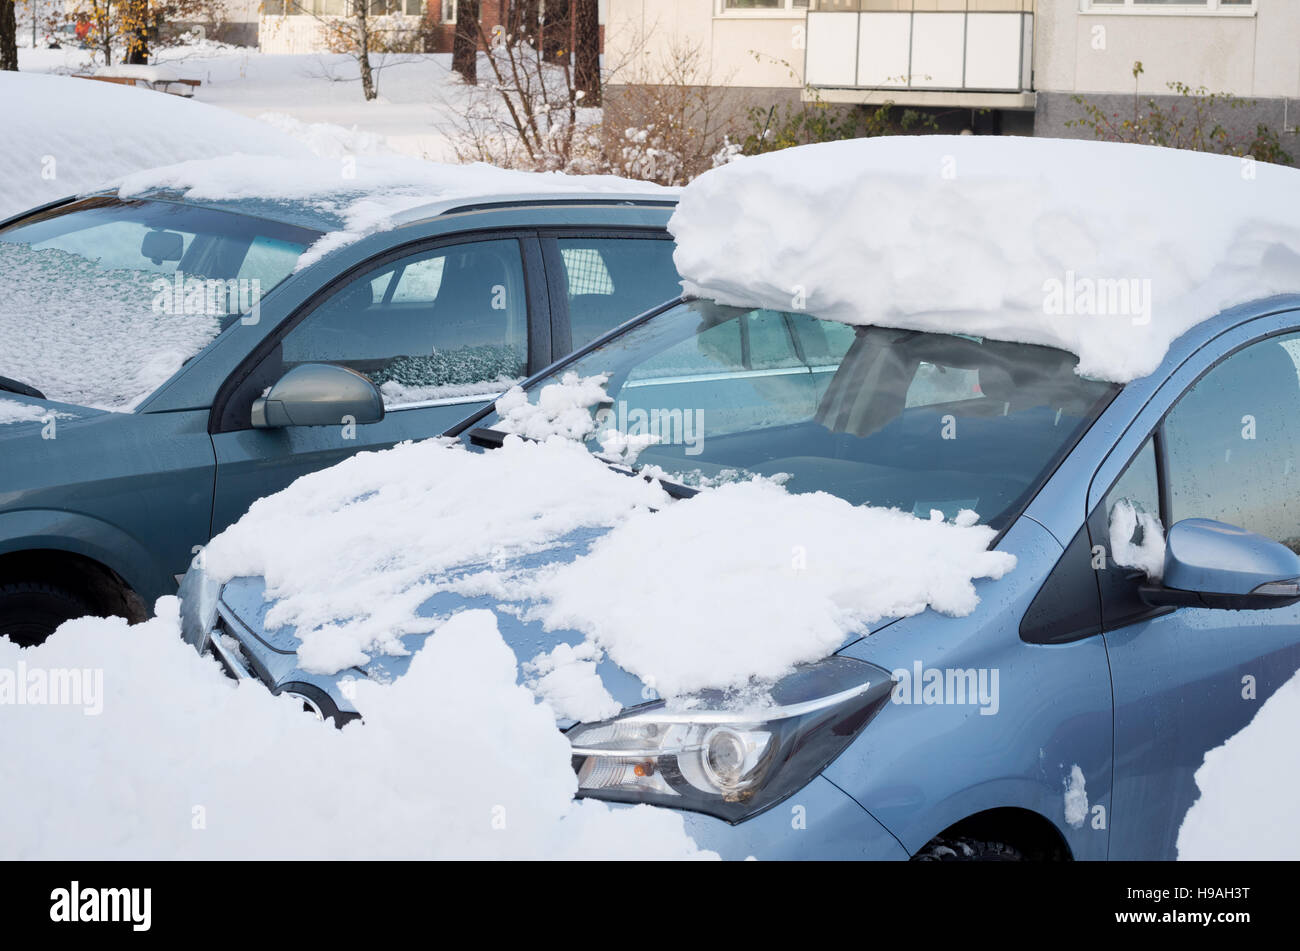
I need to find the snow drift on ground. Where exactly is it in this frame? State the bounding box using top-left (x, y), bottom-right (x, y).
top-left (115, 153), bottom-right (669, 270)
top-left (200, 413), bottom-right (1014, 696)
top-left (0, 72), bottom-right (312, 220)
top-left (1177, 668), bottom-right (1300, 859)
top-left (0, 598), bottom-right (713, 859)
top-left (670, 136), bottom-right (1300, 383)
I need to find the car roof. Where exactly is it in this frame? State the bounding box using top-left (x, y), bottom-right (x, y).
top-left (124, 188), bottom-right (677, 235)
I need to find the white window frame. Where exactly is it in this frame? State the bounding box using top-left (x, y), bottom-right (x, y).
top-left (1079, 0), bottom-right (1256, 16)
top-left (716, 0), bottom-right (809, 19)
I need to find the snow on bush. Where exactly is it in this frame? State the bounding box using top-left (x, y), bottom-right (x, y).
top-left (670, 136), bottom-right (1300, 383)
top-left (0, 599), bottom-right (712, 859)
top-left (0, 73), bottom-right (311, 220)
top-left (201, 430), bottom-right (1014, 697)
top-left (1178, 669), bottom-right (1300, 860)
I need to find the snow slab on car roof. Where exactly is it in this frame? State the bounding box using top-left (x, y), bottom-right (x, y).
top-left (669, 136), bottom-right (1300, 383)
top-left (114, 153), bottom-right (673, 271)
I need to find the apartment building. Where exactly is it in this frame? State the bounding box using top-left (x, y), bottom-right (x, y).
top-left (605, 1), bottom-right (1299, 145)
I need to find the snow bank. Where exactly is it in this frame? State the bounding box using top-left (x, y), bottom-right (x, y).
top-left (1177, 669), bottom-right (1300, 860)
top-left (670, 137), bottom-right (1300, 383)
top-left (0, 598), bottom-right (712, 859)
top-left (116, 153), bottom-right (671, 270)
top-left (201, 430), bottom-right (1013, 697)
top-left (0, 72), bottom-right (311, 220)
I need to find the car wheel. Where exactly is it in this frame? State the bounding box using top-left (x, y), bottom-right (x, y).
top-left (0, 582), bottom-right (94, 648)
top-left (912, 836), bottom-right (1025, 862)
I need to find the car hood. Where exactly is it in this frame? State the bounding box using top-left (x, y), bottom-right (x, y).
top-left (215, 523), bottom-right (898, 723)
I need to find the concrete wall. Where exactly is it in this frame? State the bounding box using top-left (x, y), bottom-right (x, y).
top-left (1035, 0), bottom-right (1299, 99)
top-left (606, 0), bottom-right (806, 90)
top-left (1033, 0), bottom-right (1299, 158)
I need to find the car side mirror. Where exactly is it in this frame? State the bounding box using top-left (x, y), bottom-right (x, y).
top-left (1140, 518), bottom-right (1300, 611)
top-left (251, 363), bottom-right (384, 429)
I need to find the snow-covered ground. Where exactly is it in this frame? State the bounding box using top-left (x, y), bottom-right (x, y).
top-left (17, 43), bottom-right (477, 164)
top-left (0, 598), bottom-right (713, 859)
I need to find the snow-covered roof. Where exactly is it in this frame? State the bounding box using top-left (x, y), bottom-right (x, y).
top-left (0, 72), bottom-right (311, 222)
top-left (114, 154), bottom-right (674, 270)
top-left (671, 136), bottom-right (1300, 383)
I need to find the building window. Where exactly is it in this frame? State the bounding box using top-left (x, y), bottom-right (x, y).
top-left (442, 0), bottom-right (457, 23)
top-left (1082, 1), bottom-right (1255, 12)
top-left (720, 0), bottom-right (809, 14)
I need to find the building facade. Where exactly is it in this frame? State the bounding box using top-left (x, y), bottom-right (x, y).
top-left (605, 0), bottom-right (1299, 148)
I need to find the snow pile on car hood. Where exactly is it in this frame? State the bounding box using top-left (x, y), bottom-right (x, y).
top-left (1177, 668), bottom-right (1300, 860)
top-left (0, 598), bottom-right (713, 859)
top-left (115, 153), bottom-right (671, 269)
top-left (0, 72), bottom-right (312, 221)
top-left (669, 136), bottom-right (1300, 383)
top-left (200, 431), bottom-right (1014, 697)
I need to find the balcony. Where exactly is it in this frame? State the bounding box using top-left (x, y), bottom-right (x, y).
top-left (804, 1), bottom-right (1035, 107)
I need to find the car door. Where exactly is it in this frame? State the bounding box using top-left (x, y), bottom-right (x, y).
top-left (1095, 327), bottom-right (1300, 858)
top-left (208, 233), bottom-right (549, 536)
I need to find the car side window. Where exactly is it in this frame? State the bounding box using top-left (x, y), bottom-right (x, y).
top-left (1088, 437), bottom-right (1164, 629)
top-left (281, 238), bottom-right (528, 408)
top-left (1162, 332), bottom-right (1300, 553)
top-left (555, 237), bottom-right (680, 349)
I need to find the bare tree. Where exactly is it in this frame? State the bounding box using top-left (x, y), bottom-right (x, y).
top-left (572, 0), bottom-right (597, 105)
top-left (451, 0), bottom-right (478, 83)
top-left (1, 1), bottom-right (18, 71)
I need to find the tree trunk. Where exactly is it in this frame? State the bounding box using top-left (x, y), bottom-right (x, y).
top-left (356, 1), bottom-right (376, 100)
top-left (519, 0), bottom-right (538, 46)
top-left (451, 0), bottom-right (478, 83)
top-left (124, 0), bottom-right (149, 64)
top-left (1, 0), bottom-right (19, 70)
top-left (572, 0), bottom-right (597, 105)
top-left (541, 0), bottom-right (567, 61)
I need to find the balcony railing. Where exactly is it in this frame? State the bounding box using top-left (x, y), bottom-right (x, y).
top-left (805, 1), bottom-right (1034, 94)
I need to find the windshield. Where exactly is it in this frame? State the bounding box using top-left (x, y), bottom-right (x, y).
top-left (479, 300), bottom-right (1120, 531)
top-left (0, 197), bottom-right (317, 411)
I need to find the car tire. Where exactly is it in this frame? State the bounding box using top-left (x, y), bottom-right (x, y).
top-left (0, 582), bottom-right (94, 648)
top-left (912, 836), bottom-right (1025, 862)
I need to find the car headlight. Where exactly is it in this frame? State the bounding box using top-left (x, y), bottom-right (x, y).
top-left (567, 656), bottom-right (892, 823)
top-left (177, 565), bottom-right (223, 653)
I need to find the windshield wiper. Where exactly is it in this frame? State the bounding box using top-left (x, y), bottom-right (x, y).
top-left (0, 375), bottom-right (44, 400)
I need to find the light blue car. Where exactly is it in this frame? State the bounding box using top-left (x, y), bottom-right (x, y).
top-left (0, 189), bottom-right (680, 643)
top-left (180, 292), bottom-right (1300, 861)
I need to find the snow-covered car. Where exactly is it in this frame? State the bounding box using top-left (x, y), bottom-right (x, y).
top-left (0, 155), bottom-right (679, 643)
top-left (179, 136), bottom-right (1300, 860)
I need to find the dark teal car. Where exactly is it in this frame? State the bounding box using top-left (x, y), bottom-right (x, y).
top-left (0, 187), bottom-right (680, 642)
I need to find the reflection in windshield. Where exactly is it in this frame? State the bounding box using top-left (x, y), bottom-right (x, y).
top-left (486, 301), bottom-right (1119, 530)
